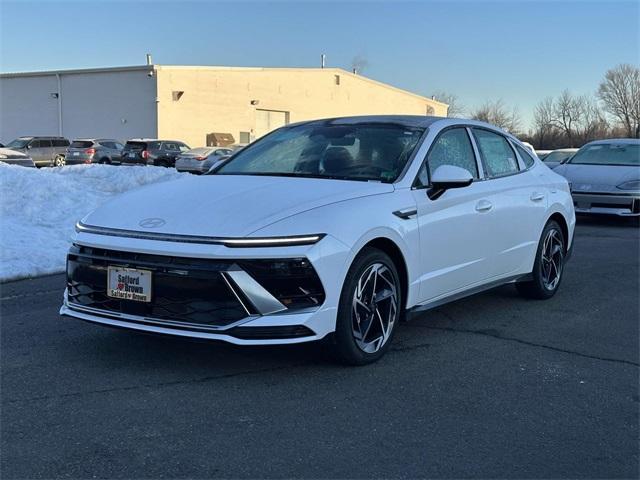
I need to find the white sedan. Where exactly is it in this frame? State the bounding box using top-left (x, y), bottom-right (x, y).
top-left (61, 116), bottom-right (575, 364)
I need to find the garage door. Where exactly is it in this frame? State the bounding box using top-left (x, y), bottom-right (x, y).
top-left (255, 109), bottom-right (289, 139)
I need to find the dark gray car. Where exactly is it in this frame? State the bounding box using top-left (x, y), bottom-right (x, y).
top-left (65, 139), bottom-right (124, 165)
top-left (4, 136), bottom-right (70, 167)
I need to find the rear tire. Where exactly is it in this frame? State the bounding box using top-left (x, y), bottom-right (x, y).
top-left (332, 247), bottom-right (402, 365)
top-left (516, 220), bottom-right (565, 300)
top-left (54, 155), bottom-right (65, 167)
top-left (98, 158), bottom-right (111, 165)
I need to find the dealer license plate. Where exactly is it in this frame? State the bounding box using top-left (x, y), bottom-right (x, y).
top-left (107, 267), bottom-right (152, 302)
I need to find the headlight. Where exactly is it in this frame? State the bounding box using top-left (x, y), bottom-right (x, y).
top-left (0, 154), bottom-right (6, 159)
top-left (222, 234), bottom-right (325, 248)
top-left (617, 180), bottom-right (640, 191)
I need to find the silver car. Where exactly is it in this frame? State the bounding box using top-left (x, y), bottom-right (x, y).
top-left (4, 136), bottom-right (70, 167)
top-left (554, 139), bottom-right (639, 217)
top-left (542, 148), bottom-right (578, 169)
top-left (175, 147), bottom-right (233, 174)
top-left (0, 147), bottom-right (35, 167)
top-left (65, 138), bottom-right (124, 165)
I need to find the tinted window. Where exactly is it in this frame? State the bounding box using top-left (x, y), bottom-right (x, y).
top-left (53, 139), bottom-right (70, 147)
top-left (6, 139), bottom-right (31, 149)
top-left (569, 143), bottom-right (639, 166)
top-left (114, 142), bottom-right (124, 150)
top-left (422, 128), bottom-right (478, 184)
top-left (34, 139), bottom-right (52, 148)
top-left (472, 129), bottom-right (519, 177)
top-left (216, 123), bottom-right (424, 183)
top-left (71, 140), bottom-right (94, 148)
top-left (162, 142), bottom-right (179, 151)
top-left (124, 141), bottom-right (148, 151)
top-left (515, 144), bottom-right (536, 168)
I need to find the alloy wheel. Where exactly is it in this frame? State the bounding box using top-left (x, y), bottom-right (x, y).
top-left (55, 156), bottom-right (65, 167)
top-left (541, 228), bottom-right (564, 291)
top-left (351, 262), bottom-right (398, 353)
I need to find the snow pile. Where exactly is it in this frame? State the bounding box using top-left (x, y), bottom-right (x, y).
top-left (0, 164), bottom-right (186, 282)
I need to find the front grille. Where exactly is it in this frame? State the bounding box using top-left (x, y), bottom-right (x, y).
top-left (66, 245), bottom-right (325, 330)
top-left (67, 246), bottom-right (248, 327)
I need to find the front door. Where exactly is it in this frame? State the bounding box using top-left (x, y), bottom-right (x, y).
top-left (412, 127), bottom-right (496, 303)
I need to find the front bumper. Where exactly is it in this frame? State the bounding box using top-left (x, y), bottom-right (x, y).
top-left (572, 192), bottom-right (640, 217)
top-left (60, 235), bottom-right (349, 345)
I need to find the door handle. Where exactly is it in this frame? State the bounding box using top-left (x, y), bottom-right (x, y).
top-left (530, 192), bottom-right (545, 202)
top-left (475, 200), bottom-right (493, 212)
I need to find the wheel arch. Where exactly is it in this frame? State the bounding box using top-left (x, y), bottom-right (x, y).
top-left (358, 237), bottom-right (409, 313)
top-left (547, 212), bottom-right (570, 253)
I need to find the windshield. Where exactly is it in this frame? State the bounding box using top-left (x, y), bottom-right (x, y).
top-left (544, 151), bottom-right (575, 164)
top-left (214, 123), bottom-right (425, 183)
top-left (569, 143), bottom-right (640, 166)
top-left (6, 138), bottom-right (30, 149)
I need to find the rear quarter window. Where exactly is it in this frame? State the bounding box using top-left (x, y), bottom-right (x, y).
top-left (514, 144), bottom-right (536, 169)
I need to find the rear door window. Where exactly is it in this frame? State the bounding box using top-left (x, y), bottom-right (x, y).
top-left (34, 139), bottom-right (52, 148)
top-left (472, 129), bottom-right (520, 178)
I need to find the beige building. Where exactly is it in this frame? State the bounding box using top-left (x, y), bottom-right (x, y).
top-left (0, 65), bottom-right (448, 147)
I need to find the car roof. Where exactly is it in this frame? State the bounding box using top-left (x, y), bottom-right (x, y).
top-left (292, 115), bottom-right (443, 129)
top-left (17, 136), bottom-right (66, 139)
top-left (550, 148), bottom-right (579, 152)
top-left (289, 115), bottom-right (520, 140)
top-left (127, 138), bottom-right (184, 143)
top-left (583, 138), bottom-right (640, 146)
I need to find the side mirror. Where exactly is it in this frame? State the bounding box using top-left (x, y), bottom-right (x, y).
top-left (26, 144), bottom-right (32, 149)
top-left (427, 165), bottom-right (473, 200)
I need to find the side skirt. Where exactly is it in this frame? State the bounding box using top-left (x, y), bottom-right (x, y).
top-left (406, 273), bottom-right (529, 319)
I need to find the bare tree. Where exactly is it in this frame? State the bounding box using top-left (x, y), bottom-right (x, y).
top-left (550, 90), bottom-right (584, 147)
top-left (598, 64), bottom-right (640, 138)
top-left (470, 99), bottom-right (522, 134)
top-left (532, 97), bottom-right (557, 147)
top-left (431, 91), bottom-right (465, 117)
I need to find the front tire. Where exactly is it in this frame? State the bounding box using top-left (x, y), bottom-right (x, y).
top-left (54, 155), bottom-right (65, 167)
top-left (332, 247), bottom-right (402, 365)
top-left (517, 220), bottom-right (565, 300)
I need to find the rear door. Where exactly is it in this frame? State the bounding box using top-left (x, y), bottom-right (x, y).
top-left (30, 139), bottom-right (53, 165)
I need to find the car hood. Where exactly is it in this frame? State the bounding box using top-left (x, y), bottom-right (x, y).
top-left (555, 164), bottom-right (639, 193)
top-left (81, 174), bottom-right (394, 237)
top-left (0, 148), bottom-right (28, 158)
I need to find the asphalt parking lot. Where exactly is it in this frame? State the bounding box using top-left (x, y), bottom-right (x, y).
top-left (1, 217), bottom-right (638, 479)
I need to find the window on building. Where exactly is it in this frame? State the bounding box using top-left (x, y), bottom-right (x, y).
top-left (172, 91), bottom-right (184, 101)
top-left (239, 131), bottom-right (251, 144)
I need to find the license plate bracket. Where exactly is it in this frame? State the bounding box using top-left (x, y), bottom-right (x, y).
top-left (107, 267), bottom-right (152, 302)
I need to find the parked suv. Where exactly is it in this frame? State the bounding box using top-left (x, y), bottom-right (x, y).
top-left (65, 139), bottom-right (124, 165)
top-left (121, 139), bottom-right (190, 167)
top-left (4, 136), bottom-right (70, 167)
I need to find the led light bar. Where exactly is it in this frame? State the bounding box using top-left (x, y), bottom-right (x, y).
top-left (221, 235), bottom-right (324, 248)
top-left (75, 222), bottom-right (324, 248)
